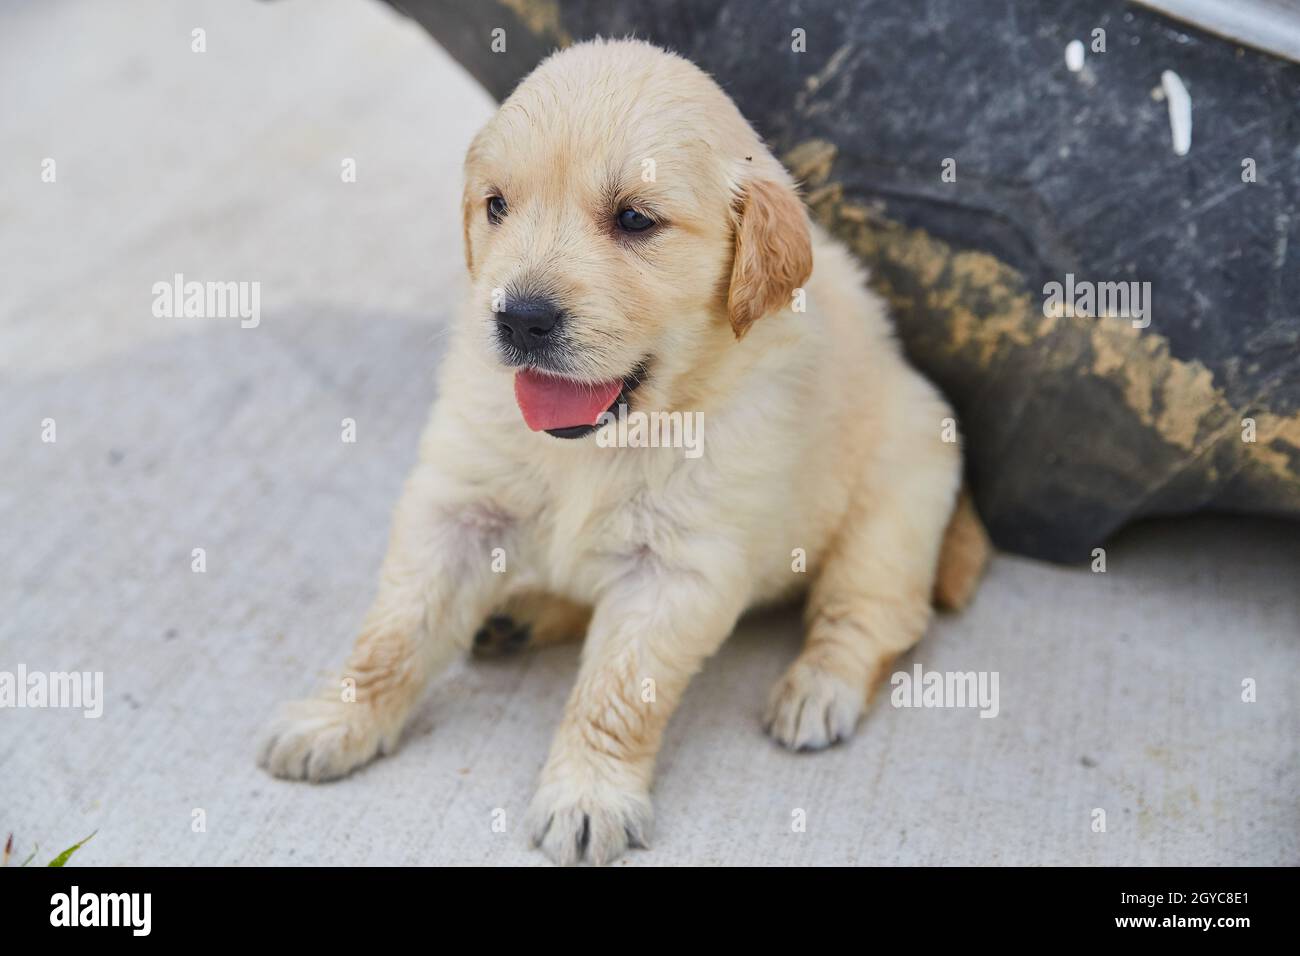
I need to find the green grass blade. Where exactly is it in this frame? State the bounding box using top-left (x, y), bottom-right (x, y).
top-left (46, 831), bottom-right (96, 868)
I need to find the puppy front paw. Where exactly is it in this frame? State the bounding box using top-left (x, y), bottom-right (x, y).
top-left (525, 775), bottom-right (653, 866)
top-left (256, 697), bottom-right (397, 782)
top-left (764, 661), bottom-right (865, 751)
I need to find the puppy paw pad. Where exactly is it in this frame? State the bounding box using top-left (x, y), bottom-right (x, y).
top-left (471, 614), bottom-right (532, 658)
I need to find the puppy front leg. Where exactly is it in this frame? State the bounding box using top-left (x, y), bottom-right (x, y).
top-left (258, 468), bottom-right (511, 781)
top-left (526, 563), bottom-right (746, 865)
top-left (765, 415), bottom-right (961, 751)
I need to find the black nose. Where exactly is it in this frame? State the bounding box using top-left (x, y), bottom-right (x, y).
top-left (497, 297), bottom-right (561, 352)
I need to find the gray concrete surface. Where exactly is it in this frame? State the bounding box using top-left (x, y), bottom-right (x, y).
top-left (1, 0), bottom-right (1296, 866)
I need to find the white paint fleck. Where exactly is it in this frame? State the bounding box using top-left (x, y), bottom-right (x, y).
top-left (1161, 69), bottom-right (1192, 156)
top-left (1065, 39), bottom-right (1085, 72)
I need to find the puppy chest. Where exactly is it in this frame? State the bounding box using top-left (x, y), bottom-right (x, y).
top-left (515, 487), bottom-right (698, 602)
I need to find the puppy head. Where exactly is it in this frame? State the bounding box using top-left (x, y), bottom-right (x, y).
top-left (461, 39), bottom-right (812, 437)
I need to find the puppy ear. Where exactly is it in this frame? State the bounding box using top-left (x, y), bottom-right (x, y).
top-left (461, 191), bottom-right (476, 277)
top-left (726, 177), bottom-right (813, 339)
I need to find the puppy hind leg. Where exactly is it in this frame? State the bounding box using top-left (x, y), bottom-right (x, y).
top-left (932, 487), bottom-right (991, 612)
top-left (766, 453), bottom-right (959, 751)
top-left (472, 592), bottom-right (592, 658)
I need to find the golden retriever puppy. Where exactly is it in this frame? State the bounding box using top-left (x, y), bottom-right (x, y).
top-left (258, 38), bottom-right (988, 864)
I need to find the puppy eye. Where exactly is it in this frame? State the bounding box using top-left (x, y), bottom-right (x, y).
top-left (486, 195), bottom-right (507, 225)
top-left (616, 208), bottom-right (656, 233)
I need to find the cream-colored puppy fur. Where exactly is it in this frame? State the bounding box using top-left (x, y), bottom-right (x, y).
top-left (258, 39), bottom-right (988, 865)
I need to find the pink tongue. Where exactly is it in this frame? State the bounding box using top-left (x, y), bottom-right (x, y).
top-left (514, 369), bottom-right (623, 432)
